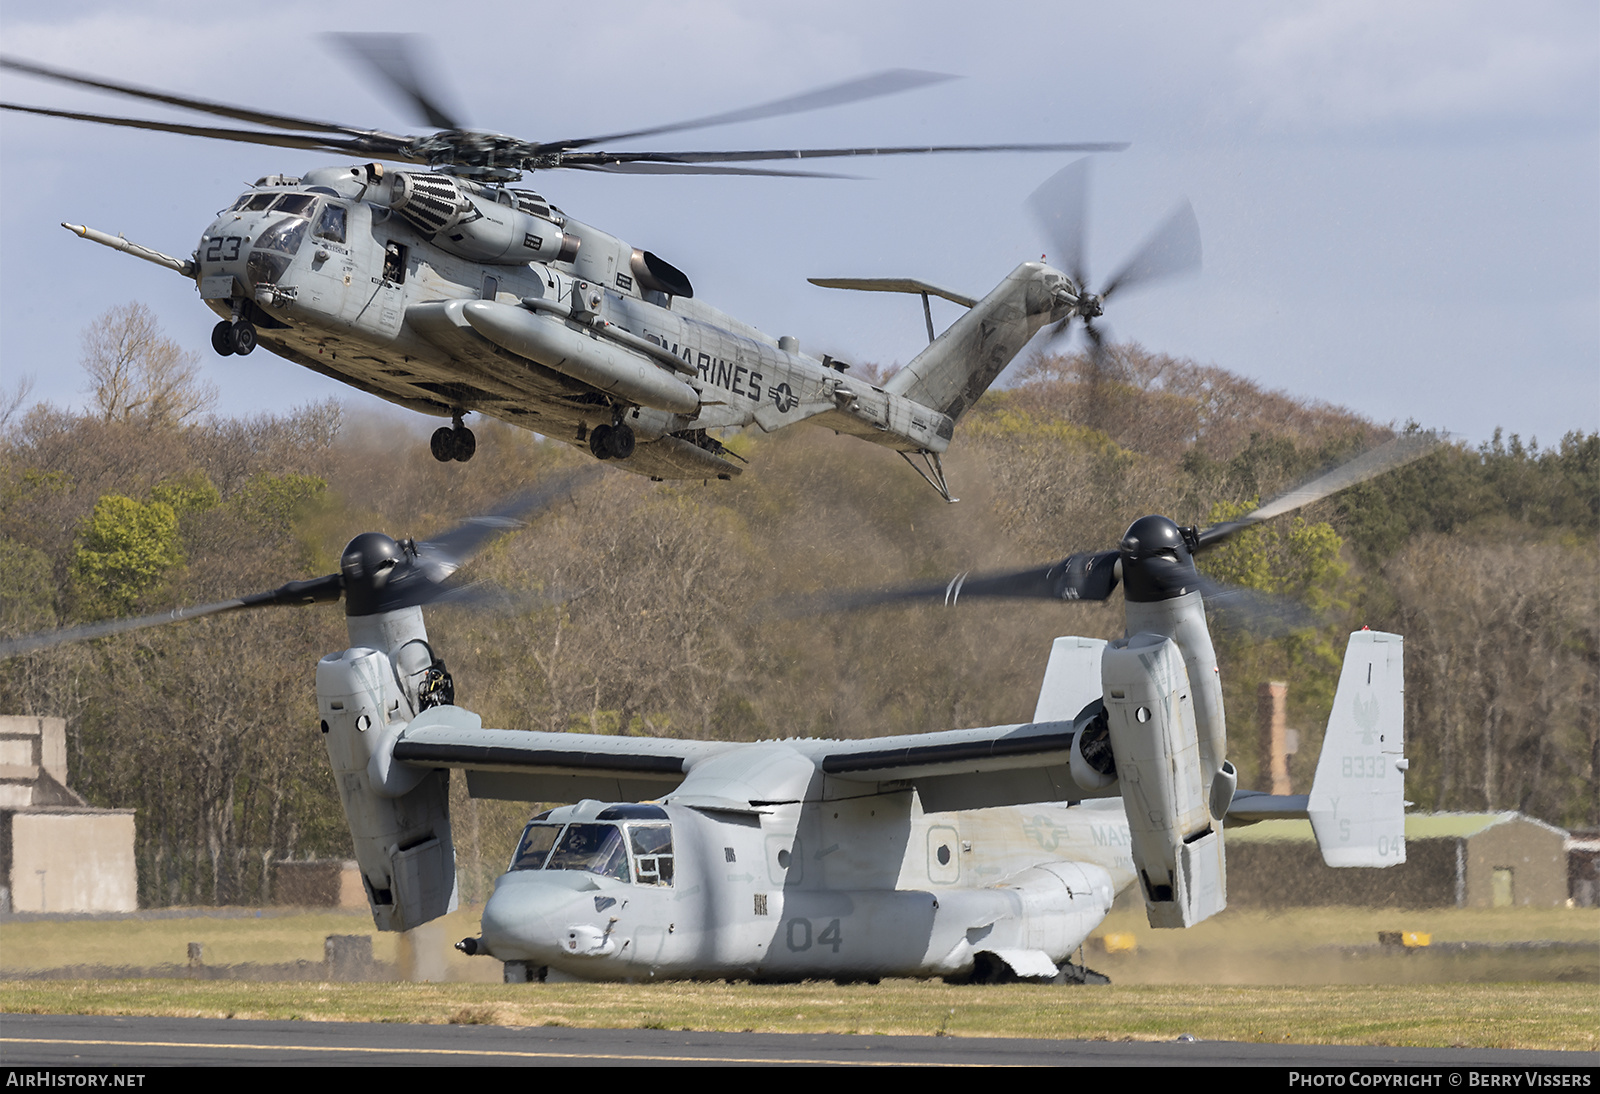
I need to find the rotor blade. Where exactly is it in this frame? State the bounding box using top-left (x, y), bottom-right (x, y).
top-left (0, 102), bottom-right (417, 159)
top-left (0, 574), bottom-right (341, 660)
top-left (797, 550), bottom-right (1120, 615)
top-left (412, 469), bottom-right (600, 582)
top-left (327, 33), bottom-right (464, 131)
top-left (569, 162), bottom-right (857, 180)
top-left (543, 69), bottom-right (958, 153)
top-left (1036, 314), bottom-right (1076, 353)
top-left (1028, 157), bottom-right (1091, 286)
top-left (0, 55), bottom-right (378, 137)
top-left (1194, 574), bottom-right (1318, 637)
top-left (561, 141), bottom-right (1129, 168)
top-left (1083, 318), bottom-right (1108, 361)
top-left (1196, 433), bottom-right (1443, 550)
top-left (1099, 199), bottom-right (1202, 300)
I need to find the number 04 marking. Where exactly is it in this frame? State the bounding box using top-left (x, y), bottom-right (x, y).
top-left (785, 917), bottom-right (842, 953)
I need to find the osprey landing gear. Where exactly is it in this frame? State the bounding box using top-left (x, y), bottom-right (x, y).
top-left (588, 422), bottom-right (636, 461)
top-left (430, 416), bottom-right (476, 463)
top-left (211, 319), bottom-right (256, 356)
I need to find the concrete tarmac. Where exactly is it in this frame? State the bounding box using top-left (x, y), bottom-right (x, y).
top-left (1, 1014), bottom-right (1593, 1067)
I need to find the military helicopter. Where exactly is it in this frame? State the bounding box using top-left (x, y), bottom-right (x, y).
top-left (0, 38), bottom-right (1197, 500)
top-left (0, 436), bottom-right (1430, 983)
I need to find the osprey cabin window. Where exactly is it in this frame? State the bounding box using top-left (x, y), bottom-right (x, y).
top-left (629, 824), bottom-right (674, 886)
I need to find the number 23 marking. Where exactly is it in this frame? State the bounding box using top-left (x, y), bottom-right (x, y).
top-left (205, 237), bottom-right (243, 262)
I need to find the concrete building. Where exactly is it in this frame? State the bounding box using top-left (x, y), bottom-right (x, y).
top-left (1226, 811), bottom-right (1571, 909)
top-left (0, 715), bottom-right (137, 913)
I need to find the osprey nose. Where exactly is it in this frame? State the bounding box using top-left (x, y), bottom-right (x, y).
top-left (479, 877), bottom-right (575, 961)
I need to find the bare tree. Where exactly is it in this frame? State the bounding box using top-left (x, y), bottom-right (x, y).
top-left (0, 374), bottom-right (35, 432)
top-left (81, 303), bottom-right (216, 428)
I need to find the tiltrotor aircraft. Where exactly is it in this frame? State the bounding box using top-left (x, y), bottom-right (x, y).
top-left (0, 39), bottom-right (1196, 500)
top-left (1, 437), bottom-right (1430, 984)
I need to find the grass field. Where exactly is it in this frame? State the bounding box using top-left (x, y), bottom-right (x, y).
top-left (2, 903), bottom-right (1595, 1050)
top-left (2, 980), bottom-right (1594, 1051)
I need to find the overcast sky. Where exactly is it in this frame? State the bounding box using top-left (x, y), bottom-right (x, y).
top-left (2, 0), bottom-right (1595, 448)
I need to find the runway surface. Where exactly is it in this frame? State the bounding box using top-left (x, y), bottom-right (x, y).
top-left (2, 1014), bottom-right (1592, 1067)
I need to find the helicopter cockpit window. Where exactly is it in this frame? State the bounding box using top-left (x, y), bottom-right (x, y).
top-left (244, 193), bottom-right (278, 212)
top-left (314, 203), bottom-right (347, 244)
top-left (254, 217), bottom-right (309, 256)
top-left (629, 824), bottom-right (674, 886)
top-left (247, 217), bottom-right (309, 285)
top-left (544, 823), bottom-right (631, 882)
top-left (272, 194), bottom-right (318, 217)
top-left (510, 822), bottom-right (563, 871)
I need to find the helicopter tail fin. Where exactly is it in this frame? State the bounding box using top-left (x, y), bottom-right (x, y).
top-left (884, 262), bottom-right (1062, 422)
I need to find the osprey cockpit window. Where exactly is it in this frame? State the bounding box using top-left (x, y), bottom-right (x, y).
top-left (511, 816), bottom-right (673, 886)
top-left (510, 822), bottom-right (562, 871)
top-left (545, 823), bottom-right (631, 883)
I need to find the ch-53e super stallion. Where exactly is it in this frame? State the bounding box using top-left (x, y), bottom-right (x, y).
top-left (0, 37), bottom-right (1198, 502)
top-left (1, 437), bottom-right (1431, 984)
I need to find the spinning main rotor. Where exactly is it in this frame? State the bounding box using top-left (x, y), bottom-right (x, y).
top-left (0, 36), bottom-right (1128, 183)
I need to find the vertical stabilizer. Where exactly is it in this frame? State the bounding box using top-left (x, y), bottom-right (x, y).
top-left (1033, 636), bottom-right (1108, 722)
top-left (1308, 630), bottom-right (1408, 867)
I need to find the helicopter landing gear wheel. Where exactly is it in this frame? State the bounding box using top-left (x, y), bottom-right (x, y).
top-left (211, 321), bottom-right (235, 357)
top-left (431, 425), bottom-right (477, 463)
top-left (229, 319), bottom-right (257, 356)
top-left (606, 422), bottom-right (635, 459)
top-left (590, 422), bottom-right (635, 461)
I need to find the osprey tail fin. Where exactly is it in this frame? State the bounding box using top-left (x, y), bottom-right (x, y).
top-left (1307, 630), bottom-right (1409, 866)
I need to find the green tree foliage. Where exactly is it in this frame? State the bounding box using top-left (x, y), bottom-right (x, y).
top-left (2, 324), bottom-right (1596, 906)
top-left (70, 494), bottom-right (183, 618)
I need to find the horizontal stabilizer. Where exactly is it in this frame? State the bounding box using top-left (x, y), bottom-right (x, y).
top-left (808, 277), bottom-right (977, 308)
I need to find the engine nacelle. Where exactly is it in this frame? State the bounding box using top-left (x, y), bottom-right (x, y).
top-left (1101, 632), bottom-right (1226, 928)
top-left (317, 609), bottom-right (458, 932)
top-left (389, 172), bottom-right (574, 266)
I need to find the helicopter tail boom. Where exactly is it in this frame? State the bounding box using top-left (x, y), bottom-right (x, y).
top-left (883, 261), bottom-right (1066, 422)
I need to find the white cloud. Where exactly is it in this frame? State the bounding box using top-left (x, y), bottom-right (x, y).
top-left (1228, 0), bottom-right (1598, 136)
